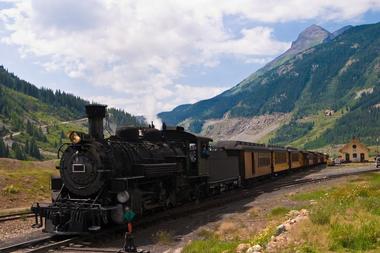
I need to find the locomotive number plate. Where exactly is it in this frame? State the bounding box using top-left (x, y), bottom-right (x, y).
top-left (72, 164), bottom-right (86, 173)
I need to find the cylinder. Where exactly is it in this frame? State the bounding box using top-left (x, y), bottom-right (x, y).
top-left (85, 104), bottom-right (107, 140)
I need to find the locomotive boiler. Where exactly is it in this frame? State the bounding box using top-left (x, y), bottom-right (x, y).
top-left (32, 104), bottom-right (212, 234)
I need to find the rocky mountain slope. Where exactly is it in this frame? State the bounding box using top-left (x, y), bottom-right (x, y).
top-left (258, 24), bottom-right (331, 75)
top-left (158, 22), bottom-right (380, 148)
top-left (0, 66), bottom-right (144, 160)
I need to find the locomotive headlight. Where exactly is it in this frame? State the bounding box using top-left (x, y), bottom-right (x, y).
top-left (69, 131), bottom-right (81, 144)
top-left (117, 191), bottom-right (130, 203)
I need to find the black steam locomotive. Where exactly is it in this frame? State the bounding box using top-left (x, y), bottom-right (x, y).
top-left (32, 104), bottom-right (222, 234)
top-left (31, 104), bottom-right (326, 234)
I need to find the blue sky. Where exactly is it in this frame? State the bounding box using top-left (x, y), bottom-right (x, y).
top-left (0, 0), bottom-right (379, 121)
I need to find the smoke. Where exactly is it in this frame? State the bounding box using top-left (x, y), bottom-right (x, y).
top-left (142, 93), bottom-right (164, 129)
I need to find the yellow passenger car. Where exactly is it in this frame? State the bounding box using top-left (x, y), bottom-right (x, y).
top-left (271, 147), bottom-right (289, 173)
top-left (289, 149), bottom-right (303, 169)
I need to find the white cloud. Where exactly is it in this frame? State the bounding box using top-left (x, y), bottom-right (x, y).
top-left (0, 0), bottom-right (379, 121)
top-left (88, 84), bottom-right (225, 125)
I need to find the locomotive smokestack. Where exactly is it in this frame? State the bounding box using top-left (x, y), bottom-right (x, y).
top-left (85, 104), bottom-right (107, 140)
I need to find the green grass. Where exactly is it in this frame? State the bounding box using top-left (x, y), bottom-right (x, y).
top-left (282, 243), bottom-right (320, 253)
top-left (0, 159), bottom-right (58, 209)
top-left (309, 203), bottom-right (335, 225)
top-left (183, 229), bottom-right (241, 253)
top-left (330, 217), bottom-right (380, 251)
top-left (290, 110), bottom-right (344, 148)
top-left (182, 239), bottom-right (240, 253)
top-left (291, 189), bottom-right (329, 201)
top-left (183, 222), bottom-right (277, 253)
top-left (185, 173), bottom-right (380, 253)
top-left (269, 206), bottom-right (291, 217)
top-left (287, 172), bottom-right (380, 252)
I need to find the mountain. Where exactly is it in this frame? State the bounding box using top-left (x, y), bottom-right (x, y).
top-left (158, 22), bottom-right (380, 148)
top-left (260, 24), bottom-right (331, 74)
top-left (0, 66), bottom-right (144, 160)
top-left (326, 25), bottom-right (353, 41)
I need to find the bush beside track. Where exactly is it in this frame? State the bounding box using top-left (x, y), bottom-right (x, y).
top-left (183, 170), bottom-right (380, 253)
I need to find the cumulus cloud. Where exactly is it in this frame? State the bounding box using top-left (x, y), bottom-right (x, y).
top-left (89, 84), bottom-right (225, 117)
top-left (0, 0), bottom-right (379, 121)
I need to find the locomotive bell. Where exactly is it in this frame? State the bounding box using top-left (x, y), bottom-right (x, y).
top-left (85, 104), bottom-right (107, 140)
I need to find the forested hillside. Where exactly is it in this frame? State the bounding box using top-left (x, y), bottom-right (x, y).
top-left (158, 22), bottom-right (380, 148)
top-left (0, 66), bottom-right (144, 160)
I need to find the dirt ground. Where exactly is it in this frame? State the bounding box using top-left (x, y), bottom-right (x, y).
top-left (1, 163), bottom-right (378, 252)
top-left (80, 164), bottom-right (378, 253)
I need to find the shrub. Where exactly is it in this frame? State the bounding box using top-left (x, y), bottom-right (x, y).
top-left (330, 219), bottom-right (380, 251)
top-left (310, 204), bottom-right (333, 225)
top-left (250, 225), bottom-right (275, 247)
top-left (362, 196), bottom-right (380, 215)
top-left (153, 230), bottom-right (174, 245)
top-left (2, 184), bottom-right (20, 194)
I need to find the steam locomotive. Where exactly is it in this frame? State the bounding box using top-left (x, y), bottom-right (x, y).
top-left (31, 104), bottom-right (326, 234)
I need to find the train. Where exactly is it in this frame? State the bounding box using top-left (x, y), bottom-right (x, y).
top-left (31, 104), bottom-right (327, 234)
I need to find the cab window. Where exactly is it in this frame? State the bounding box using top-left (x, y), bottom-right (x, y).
top-left (189, 143), bottom-right (197, 162)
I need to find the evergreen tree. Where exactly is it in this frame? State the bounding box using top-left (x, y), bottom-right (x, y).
top-left (24, 139), bottom-right (30, 154)
top-left (26, 120), bottom-right (33, 135)
top-left (30, 138), bottom-right (42, 160)
top-left (5, 144), bottom-right (9, 157)
top-left (12, 142), bottom-right (26, 160)
top-left (0, 139), bottom-right (7, 157)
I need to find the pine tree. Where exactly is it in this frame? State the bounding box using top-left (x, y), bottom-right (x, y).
top-left (29, 138), bottom-right (42, 160)
top-left (24, 139), bottom-right (30, 154)
top-left (26, 120), bottom-right (33, 135)
top-left (0, 139), bottom-right (6, 157)
top-left (5, 144), bottom-right (9, 157)
top-left (12, 142), bottom-right (26, 160)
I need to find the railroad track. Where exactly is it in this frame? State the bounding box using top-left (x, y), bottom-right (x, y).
top-left (0, 235), bottom-right (76, 253)
top-left (0, 211), bottom-right (34, 223)
top-left (2, 166), bottom-right (378, 253)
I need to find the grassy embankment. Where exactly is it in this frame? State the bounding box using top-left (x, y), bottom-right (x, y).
top-left (281, 172), bottom-right (380, 252)
top-left (290, 110), bottom-right (344, 149)
top-left (182, 172), bottom-right (380, 253)
top-left (259, 110), bottom-right (344, 149)
top-left (0, 158), bottom-right (57, 212)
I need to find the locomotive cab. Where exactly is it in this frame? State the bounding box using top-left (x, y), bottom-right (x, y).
top-left (162, 127), bottom-right (212, 177)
